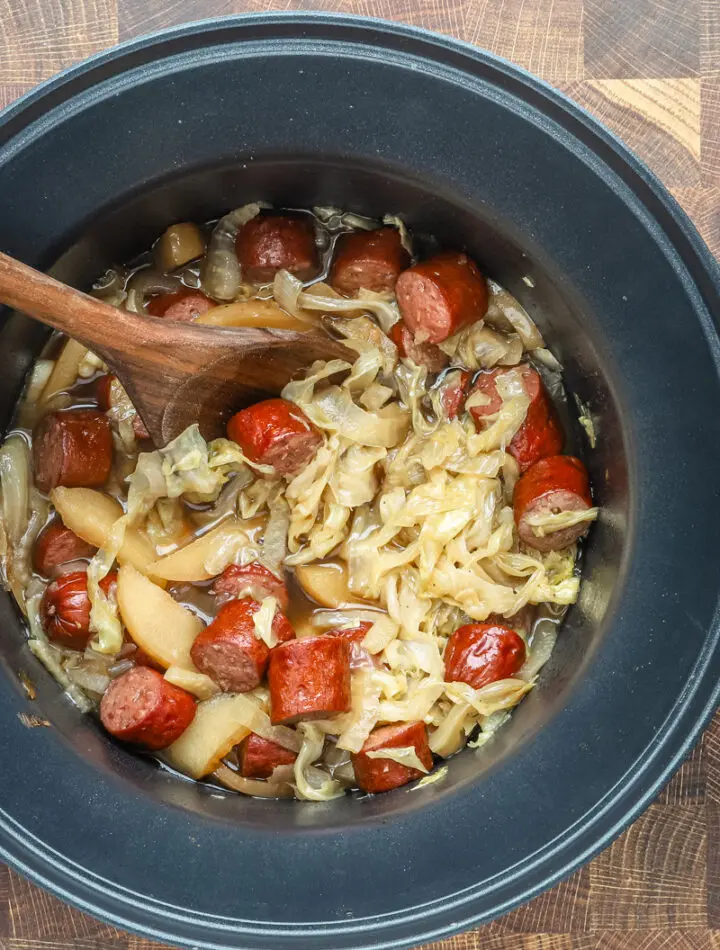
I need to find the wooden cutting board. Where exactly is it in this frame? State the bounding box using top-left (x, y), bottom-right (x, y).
top-left (0, 1), bottom-right (716, 948)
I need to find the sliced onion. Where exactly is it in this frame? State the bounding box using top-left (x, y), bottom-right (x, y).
top-left (486, 279), bottom-right (545, 350)
top-left (520, 620), bottom-right (558, 680)
top-left (125, 268), bottom-right (180, 313)
top-left (212, 763), bottom-right (294, 798)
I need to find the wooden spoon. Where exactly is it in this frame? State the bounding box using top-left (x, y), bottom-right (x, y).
top-left (0, 252), bottom-right (352, 445)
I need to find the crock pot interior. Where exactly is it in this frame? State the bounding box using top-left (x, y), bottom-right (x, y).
top-left (0, 155), bottom-right (628, 830)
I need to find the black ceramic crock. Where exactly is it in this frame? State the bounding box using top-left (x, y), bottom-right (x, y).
top-left (1, 13), bottom-right (720, 950)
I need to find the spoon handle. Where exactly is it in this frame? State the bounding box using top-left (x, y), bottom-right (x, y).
top-left (0, 251), bottom-right (150, 353)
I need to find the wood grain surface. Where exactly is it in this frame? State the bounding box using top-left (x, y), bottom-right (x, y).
top-left (0, 1), bottom-right (717, 948)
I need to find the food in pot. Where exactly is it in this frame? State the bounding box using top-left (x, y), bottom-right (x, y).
top-left (0, 204), bottom-right (599, 800)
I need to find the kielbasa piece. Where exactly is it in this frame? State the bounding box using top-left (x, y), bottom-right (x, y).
top-left (236, 214), bottom-right (320, 284)
top-left (237, 733), bottom-right (297, 779)
top-left (352, 721), bottom-right (433, 794)
top-left (268, 636), bottom-right (351, 725)
top-left (330, 227), bottom-right (410, 295)
top-left (33, 409), bottom-right (112, 495)
top-left (146, 288), bottom-right (215, 322)
top-left (327, 620), bottom-right (373, 644)
top-left (444, 622), bottom-right (526, 690)
top-left (514, 455), bottom-right (593, 552)
top-left (227, 398), bottom-right (322, 477)
top-left (438, 369), bottom-right (471, 419)
top-left (40, 570), bottom-right (117, 650)
top-left (100, 666), bottom-right (196, 750)
top-left (33, 520), bottom-right (97, 576)
top-left (469, 367), bottom-right (563, 472)
top-left (389, 322), bottom-right (448, 373)
top-left (212, 562), bottom-right (290, 610)
top-left (395, 251), bottom-right (489, 345)
top-left (190, 597), bottom-right (294, 693)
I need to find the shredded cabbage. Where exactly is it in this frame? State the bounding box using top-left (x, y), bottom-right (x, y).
top-left (293, 724), bottom-right (344, 801)
top-left (366, 746), bottom-right (430, 772)
top-left (252, 596), bottom-right (278, 648)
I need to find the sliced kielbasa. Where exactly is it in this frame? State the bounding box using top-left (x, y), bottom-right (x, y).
top-left (514, 455), bottom-right (593, 552)
top-left (236, 214), bottom-right (320, 284)
top-left (444, 622), bottom-right (526, 690)
top-left (190, 597), bottom-right (294, 693)
top-left (33, 520), bottom-right (97, 576)
top-left (395, 251), bottom-right (489, 344)
top-left (237, 733), bottom-right (297, 779)
top-left (437, 369), bottom-right (471, 419)
top-left (352, 721), bottom-right (433, 794)
top-left (468, 366), bottom-right (563, 472)
top-left (326, 620), bottom-right (373, 644)
top-left (330, 227), bottom-right (410, 295)
top-left (227, 398), bottom-right (323, 477)
top-left (268, 635), bottom-right (351, 725)
top-left (389, 321), bottom-right (448, 373)
top-left (95, 373), bottom-right (150, 441)
top-left (212, 562), bottom-right (289, 610)
top-left (100, 666), bottom-right (196, 750)
top-left (40, 570), bottom-right (117, 650)
top-left (146, 288), bottom-right (215, 322)
top-left (33, 409), bottom-right (112, 495)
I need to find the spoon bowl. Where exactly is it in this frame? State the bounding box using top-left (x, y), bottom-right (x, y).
top-left (0, 251), bottom-right (351, 443)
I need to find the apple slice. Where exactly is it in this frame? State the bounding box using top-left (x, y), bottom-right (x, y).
top-left (51, 487), bottom-right (158, 576)
top-left (166, 694), bottom-right (255, 779)
top-left (295, 561), bottom-right (364, 608)
top-left (116, 564), bottom-right (202, 670)
top-left (148, 520), bottom-right (254, 582)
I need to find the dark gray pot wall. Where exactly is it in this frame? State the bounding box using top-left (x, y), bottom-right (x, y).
top-left (0, 14), bottom-right (719, 950)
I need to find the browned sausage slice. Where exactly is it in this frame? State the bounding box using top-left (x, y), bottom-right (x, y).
top-left (190, 598), bottom-right (295, 693)
top-left (395, 251), bottom-right (489, 344)
top-left (330, 227), bottom-right (410, 295)
top-left (33, 520), bottom-right (97, 576)
top-left (513, 455), bottom-right (593, 552)
top-left (212, 562), bottom-right (290, 610)
top-left (389, 322), bottom-right (448, 373)
top-left (237, 733), bottom-right (297, 779)
top-left (268, 636), bottom-right (351, 725)
top-left (100, 666), bottom-right (196, 750)
top-left (33, 409), bottom-right (112, 494)
top-left (444, 623), bottom-right (526, 690)
top-left (41, 570), bottom-right (117, 649)
top-left (236, 214), bottom-right (320, 284)
top-left (352, 721), bottom-right (433, 794)
top-left (146, 289), bottom-right (215, 322)
top-left (226, 398), bottom-right (322, 477)
top-left (468, 366), bottom-right (563, 472)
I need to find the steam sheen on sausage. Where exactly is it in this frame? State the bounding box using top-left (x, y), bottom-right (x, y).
top-left (40, 570), bottom-right (117, 650)
top-left (352, 721), bottom-right (433, 794)
top-left (468, 366), bottom-right (563, 472)
top-left (236, 214), bottom-right (320, 284)
top-left (33, 409), bottom-right (112, 494)
top-left (268, 636), bottom-right (351, 725)
top-left (33, 520), bottom-right (97, 576)
top-left (444, 622), bottom-right (526, 690)
top-left (212, 562), bottom-right (289, 610)
top-left (146, 288), bottom-right (215, 322)
top-left (513, 455), bottom-right (593, 552)
top-left (395, 251), bottom-right (489, 344)
top-left (227, 398), bottom-right (323, 477)
top-left (389, 322), bottom-right (449, 373)
top-left (237, 733), bottom-right (297, 779)
top-left (100, 666), bottom-right (196, 750)
top-left (330, 227), bottom-right (410, 295)
top-left (190, 597), bottom-right (295, 693)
